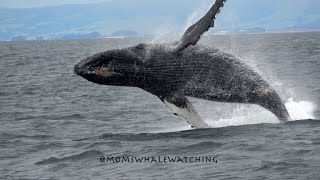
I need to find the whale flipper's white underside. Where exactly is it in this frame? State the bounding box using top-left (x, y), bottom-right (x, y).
top-left (162, 95), bottom-right (210, 129)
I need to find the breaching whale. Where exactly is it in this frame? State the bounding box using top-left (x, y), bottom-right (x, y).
top-left (74, 0), bottom-right (290, 128)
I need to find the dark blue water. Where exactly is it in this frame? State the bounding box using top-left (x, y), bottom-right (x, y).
top-left (1, 32), bottom-right (320, 179)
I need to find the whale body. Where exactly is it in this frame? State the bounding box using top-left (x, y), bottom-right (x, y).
top-left (74, 0), bottom-right (290, 128)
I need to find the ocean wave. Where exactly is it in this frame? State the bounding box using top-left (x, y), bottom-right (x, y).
top-left (34, 150), bottom-right (103, 165)
top-left (72, 119), bottom-right (319, 142)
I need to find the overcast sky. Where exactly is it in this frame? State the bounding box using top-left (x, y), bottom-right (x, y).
top-left (0, 0), bottom-right (320, 40)
top-left (0, 0), bottom-right (108, 8)
top-left (0, 0), bottom-right (318, 9)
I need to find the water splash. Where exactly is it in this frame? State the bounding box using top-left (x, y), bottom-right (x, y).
top-left (285, 97), bottom-right (316, 120)
top-left (152, 97), bottom-right (317, 132)
top-left (150, 24), bottom-right (178, 44)
top-left (184, 11), bottom-right (202, 30)
top-left (205, 104), bottom-right (279, 128)
top-left (204, 98), bottom-right (317, 128)
top-left (150, 1), bottom-right (210, 45)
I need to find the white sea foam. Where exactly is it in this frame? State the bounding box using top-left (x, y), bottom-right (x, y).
top-left (204, 98), bottom-right (317, 128)
top-left (285, 97), bottom-right (316, 120)
top-left (153, 96), bottom-right (317, 133)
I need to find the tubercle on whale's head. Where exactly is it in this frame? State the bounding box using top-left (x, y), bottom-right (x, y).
top-left (74, 48), bottom-right (142, 86)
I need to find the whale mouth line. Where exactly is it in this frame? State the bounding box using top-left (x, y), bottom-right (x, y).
top-left (74, 64), bottom-right (122, 82)
top-left (74, 65), bottom-right (102, 76)
top-left (74, 66), bottom-right (89, 76)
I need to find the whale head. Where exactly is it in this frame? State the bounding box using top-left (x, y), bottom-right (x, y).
top-left (74, 48), bottom-right (144, 86)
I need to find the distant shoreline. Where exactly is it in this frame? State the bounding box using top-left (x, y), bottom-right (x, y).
top-left (2, 30), bottom-right (320, 42)
top-left (212, 29), bottom-right (320, 35)
top-left (265, 29), bottom-right (320, 34)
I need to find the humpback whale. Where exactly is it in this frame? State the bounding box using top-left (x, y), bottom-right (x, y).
top-left (74, 0), bottom-right (290, 128)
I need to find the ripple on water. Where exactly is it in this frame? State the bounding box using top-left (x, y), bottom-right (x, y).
top-left (34, 150), bottom-right (103, 165)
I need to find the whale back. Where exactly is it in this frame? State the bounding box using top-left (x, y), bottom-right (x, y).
top-left (135, 44), bottom-right (270, 103)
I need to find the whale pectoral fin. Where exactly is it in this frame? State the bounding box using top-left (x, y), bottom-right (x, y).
top-left (174, 0), bottom-right (227, 53)
top-left (161, 94), bottom-right (210, 129)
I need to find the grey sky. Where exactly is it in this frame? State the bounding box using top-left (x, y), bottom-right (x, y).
top-left (0, 0), bottom-right (108, 8)
top-left (0, 0), bottom-right (319, 40)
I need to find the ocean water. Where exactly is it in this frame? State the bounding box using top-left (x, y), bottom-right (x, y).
top-left (1, 32), bottom-right (320, 179)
